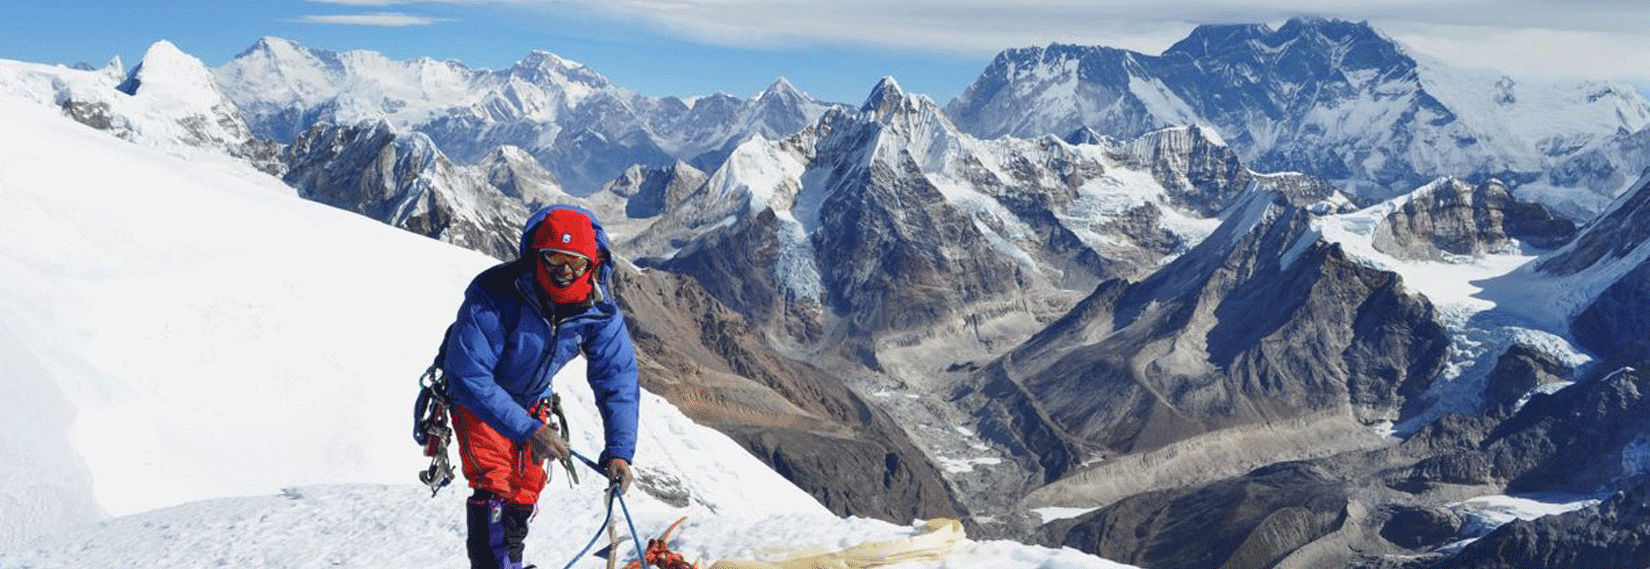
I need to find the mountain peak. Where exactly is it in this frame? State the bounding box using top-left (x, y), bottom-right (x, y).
top-left (506, 49), bottom-right (611, 90)
top-left (118, 40), bottom-right (218, 99)
top-left (238, 36), bottom-right (309, 60)
top-left (1276, 17), bottom-right (1378, 40)
top-left (762, 76), bottom-right (802, 99)
top-left (752, 76), bottom-right (810, 115)
top-left (1166, 23), bottom-right (1271, 58)
top-left (516, 49), bottom-right (579, 72)
top-left (861, 75), bottom-right (906, 115)
top-left (1167, 18), bottom-right (1387, 59)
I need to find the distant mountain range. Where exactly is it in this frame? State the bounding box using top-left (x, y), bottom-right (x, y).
top-left (4, 17), bottom-right (1650, 568)
top-left (947, 18), bottom-right (1650, 217)
top-left (215, 36), bottom-right (841, 194)
top-left (210, 21), bottom-right (1650, 219)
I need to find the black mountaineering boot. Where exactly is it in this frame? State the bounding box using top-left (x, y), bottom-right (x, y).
top-left (466, 490), bottom-right (526, 569)
top-left (503, 501), bottom-right (534, 566)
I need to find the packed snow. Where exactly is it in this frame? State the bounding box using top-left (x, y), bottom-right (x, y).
top-left (0, 46), bottom-right (253, 163)
top-left (1440, 493), bottom-right (1603, 553)
top-left (0, 80), bottom-right (1135, 568)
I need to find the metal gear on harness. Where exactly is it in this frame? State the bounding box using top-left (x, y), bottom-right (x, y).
top-left (530, 394), bottom-right (582, 488)
top-left (414, 364), bottom-right (456, 497)
top-left (548, 393), bottom-right (580, 487)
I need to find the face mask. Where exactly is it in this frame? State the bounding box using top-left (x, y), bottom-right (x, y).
top-left (527, 209), bottom-right (601, 304)
top-left (534, 250), bottom-right (594, 304)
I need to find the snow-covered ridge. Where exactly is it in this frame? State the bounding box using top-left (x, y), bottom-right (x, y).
top-left (1292, 177), bottom-right (1608, 429)
top-left (0, 81), bottom-right (1135, 569)
top-left (947, 18), bottom-right (1650, 217)
top-left (211, 36), bottom-right (844, 194)
top-left (0, 43), bottom-right (269, 169)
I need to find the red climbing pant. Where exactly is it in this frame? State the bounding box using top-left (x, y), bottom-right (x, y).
top-left (451, 405), bottom-right (549, 506)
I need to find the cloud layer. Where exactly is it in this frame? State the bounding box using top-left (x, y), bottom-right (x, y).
top-left (290, 0), bottom-right (1650, 89)
top-left (295, 12), bottom-right (452, 26)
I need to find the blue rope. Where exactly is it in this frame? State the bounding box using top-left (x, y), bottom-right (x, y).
top-left (555, 450), bottom-right (650, 569)
top-left (614, 488), bottom-right (648, 565)
top-left (558, 491), bottom-right (615, 569)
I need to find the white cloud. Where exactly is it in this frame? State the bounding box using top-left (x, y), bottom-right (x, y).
top-left (1382, 22), bottom-right (1650, 86)
top-left (335, 0), bottom-right (1650, 91)
top-left (304, 0), bottom-right (413, 5)
top-left (295, 12), bottom-right (454, 26)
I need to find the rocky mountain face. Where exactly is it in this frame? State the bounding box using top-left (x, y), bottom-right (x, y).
top-left (608, 264), bottom-right (963, 522)
top-left (599, 161), bottom-right (708, 219)
top-left (630, 79), bottom-right (1347, 349)
top-left (958, 191), bottom-right (1450, 488)
top-left (17, 32), bottom-right (1650, 566)
top-left (213, 38), bottom-right (842, 193)
top-left (1012, 170), bottom-right (1646, 565)
top-left (946, 18), bottom-right (1650, 213)
top-left (1538, 170), bottom-right (1650, 368)
top-left (1413, 475), bottom-right (1650, 569)
top-left (281, 120), bottom-right (546, 260)
top-left (1371, 177), bottom-right (1575, 261)
top-left (1049, 461), bottom-right (1355, 569)
top-left (1035, 357), bottom-right (1650, 569)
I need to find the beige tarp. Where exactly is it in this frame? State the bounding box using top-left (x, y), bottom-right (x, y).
top-left (708, 518), bottom-right (966, 569)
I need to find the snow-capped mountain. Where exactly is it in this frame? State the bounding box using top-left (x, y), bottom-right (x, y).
top-left (9, 30), bottom-right (1650, 567)
top-left (0, 89), bottom-right (1136, 569)
top-left (632, 77), bottom-right (1349, 340)
top-left (946, 18), bottom-right (1650, 216)
top-left (1533, 170), bottom-right (1650, 367)
top-left (1007, 174), bottom-right (1648, 567)
top-left (1369, 177), bottom-right (1575, 261)
top-left (213, 37), bottom-right (843, 193)
top-left (612, 77), bottom-right (1362, 532)
top-left (0, 41), bottom-right (281, 173)
top-left (958, 190), bottom-right (1451, 487)
top-left (280, 119), bottom-right (572, 260)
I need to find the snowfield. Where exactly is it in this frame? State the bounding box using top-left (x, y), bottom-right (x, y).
top-left (0, 78), bottom-right (1133, 569)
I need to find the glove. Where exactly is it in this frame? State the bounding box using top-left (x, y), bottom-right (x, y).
top-left (527, 424), bottom-right (570, 463)
top-left (605, 457), bottom-right (633, 495)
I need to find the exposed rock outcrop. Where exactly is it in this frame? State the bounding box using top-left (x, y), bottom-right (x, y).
top-left (1482, 344), bottom-right (1572, 415)
top-left (1419, 476), bottom-right (1650, 569)
top-left (958, 191), bottom-right (1449, 483)
top-left (1388, 367), bottom-right (1650, 494)
top-left (281, 120), bottom-right (532, 260)
top-left (600, 161), bottom-right (707, 219)
top-left (609, 264), bottom-right (963, 522)
top-left (1372, 178), bottom-right (1575, 260)
top-left (1048, 462), bottom-right (1354, 569)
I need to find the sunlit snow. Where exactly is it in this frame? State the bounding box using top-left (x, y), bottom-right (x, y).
top-left (0, 76), bottom-right (1133, 569)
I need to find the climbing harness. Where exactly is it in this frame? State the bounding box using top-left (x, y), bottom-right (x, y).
top-left (535, 393), bottom-right (581, 487)
top-left (413, 363), bottom-right (456, 497)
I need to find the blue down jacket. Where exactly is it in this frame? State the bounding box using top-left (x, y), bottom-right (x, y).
top-left (441, 205), bottom-right (639, 463)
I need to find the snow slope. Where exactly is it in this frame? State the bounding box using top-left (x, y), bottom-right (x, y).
top-left (0, 90), bottom-right (1132, 569)
top-left (0, 43), bottom-right (260, 165)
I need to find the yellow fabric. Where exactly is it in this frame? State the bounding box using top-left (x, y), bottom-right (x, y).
top-left (708, 519), bottom-right (966, 569)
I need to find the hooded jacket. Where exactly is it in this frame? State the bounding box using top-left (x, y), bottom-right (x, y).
top-left (441, 205), bottom-right (640, 464)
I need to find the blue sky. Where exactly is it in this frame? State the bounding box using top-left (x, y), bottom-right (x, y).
top-left (3, 0), bottom-right (1648, 104)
